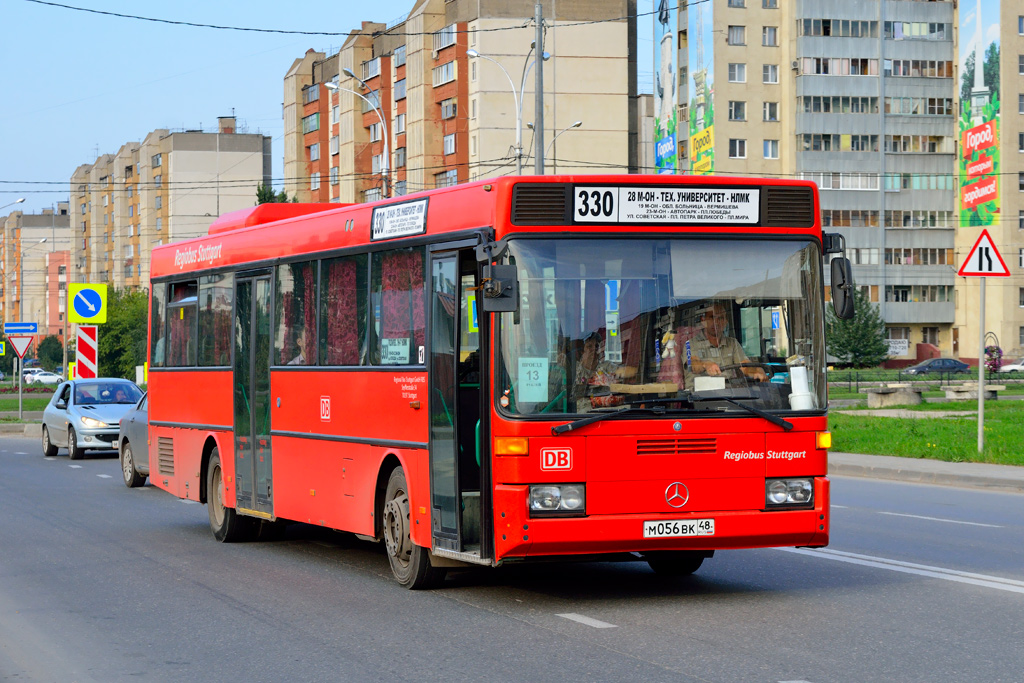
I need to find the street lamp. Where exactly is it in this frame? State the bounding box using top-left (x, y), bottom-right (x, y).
top-left (530, 120), bottom-right (582, 172)
top-left (0, 198), bottom-right (26, 212)
top-left (467, 45), bottom-right (550, 175)
top-left (329, 69), bottom-right (390, 198)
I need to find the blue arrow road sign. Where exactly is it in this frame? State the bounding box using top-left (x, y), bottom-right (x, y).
top-left (4, 322), bottom-right (37, 334)
top-left (73, 288), bottom-right (103, 320)
top-left (771, 311), bottom-right (780, 330)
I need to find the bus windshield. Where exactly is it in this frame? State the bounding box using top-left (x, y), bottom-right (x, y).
top-left (496, 237), bottom-right (826, 417)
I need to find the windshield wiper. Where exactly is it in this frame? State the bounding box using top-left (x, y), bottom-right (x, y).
top-left (671, 392), bottom-right (793, 431)
top-left (552, 405), bottom-right (667, 436)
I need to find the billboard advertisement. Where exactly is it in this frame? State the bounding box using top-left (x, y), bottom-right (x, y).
top-left (688, 1), bottom-right (714, 175)
top-left (958, 0), bottom-right (1000, 227)
top-left (653, 0), bottom-right (677, 174)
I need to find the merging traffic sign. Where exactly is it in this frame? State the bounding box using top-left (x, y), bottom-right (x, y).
top-left (958, 229), bottom-right (1010, 277)
top-left (69, 283), bottom-right (108, 323)
top-left (4, 322), bottom-right (38, 334)
top-left (8, 335), bottom-right (33, 359)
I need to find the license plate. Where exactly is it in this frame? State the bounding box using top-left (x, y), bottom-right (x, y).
top-left (642, 518), bottom-right (715, 538)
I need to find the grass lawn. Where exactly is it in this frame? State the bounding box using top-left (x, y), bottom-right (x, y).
top-left (0, 396), bottom-right (53, 412)
top-left (830, 399), bottom-right (1024, 466)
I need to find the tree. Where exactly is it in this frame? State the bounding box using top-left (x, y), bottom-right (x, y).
top-left (256, 183), bottom-right (297, 204)
top-left (36, 335), bottom-right (64, 373)
top-left (96, 288), bottom-right (149, 379)
top-left (825, 287), bottom-right (889, 368)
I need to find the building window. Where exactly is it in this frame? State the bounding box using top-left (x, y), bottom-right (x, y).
top-left (361, 57), bottom-right (380, 80)
top-left (440, 98), bottom-right (457, 119)
top-left (302, 112), bottom-right (320, 133)
top-left (303, 85), bottom-right (319, 104)
top-left (394, 45), bottom-right (407, 67)
top-left (728, 101), bottom-right (746, 121)
top-left (763, 139), bottom-right (779, 159)
top-left (330, 167), bottom-right (339, 185)
top-left (1020, 211), bottom-right (1024, 229)
top-left (433, 24), bottom-right (457, 52)
top-left (311, 173), bottom-right (320, 191)
top-left (434, 169), bottom-right (458, 188)
top-left (763, 102), bottom-right (779, 121)
top-left (1020, 55), bottom-right (1024, 75)
top-left (330, 136), bottom-right (339, 156)
top-left (309, 143), bottom-right (320, 161)
top-left (433, 61), bottom-right (456, 87)
top-left (729, 139), bottom-right (747, 158)
top-left (152, 154), bottom-right (162, 168)
top-left (471, 61), bottom-right (477, 82)
top-left (394, 180), bottom-right (407, 196)
top-left (1020, 173), bottom-right (1024, 191)
top-left (361, 90), bottom-right (381, 114)
top-left (369, 122), bottom-right (382, 142)
top-left (728, 63), bottom-right (746, 82)
top-left (394, 78), bottom-right (406, 101)
top-left (395, 113), bottom-right (406, 134)
top-left (395, 147), bottom-right (407, 168)
top-left (921, 327), bottom-right (939, 345)
top-left (364, 188), bottom-right (383, 202)
top-left (728, 0), bottom-right (744, 7)
top-left (80, 203), bottom-right (86, 215)
top-left (762, 26), bottom-right (778, 46)
top-left (727, 26), bottom-right (745, 45)
top-left (156, 217), bottom-right (162, 230)
top-left (331, 105), bottom-right (339, 125)
top-left (156, 195), bottom-right (162, 210)
top-left (1020, 288), bottom-right (1024, 307)
top-left (1019, 94), bottom-right (1024, 114)
top-left (443, 133), bottom-right (456, 155)
top-left (763, 64), bottom-right (778, 83)
top-left (371, 154), bottom-right (382, 174)
top-left (763, 0), bottom-right (777, 7)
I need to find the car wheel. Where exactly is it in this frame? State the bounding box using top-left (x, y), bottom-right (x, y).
top-left (68, 426), bottom-right (83, 460)
top-left (381, 467), bottom-right (446, 589)
top-left (41, 426), bottom-right (58, 457)
top-left (206, 448), bottom-right (256, 542)
top-left (120, 440), bottom-right (146, 488)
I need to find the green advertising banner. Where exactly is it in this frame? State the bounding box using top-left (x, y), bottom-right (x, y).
top-left (688, 1), bottom-right (714, 174)
top-left (958, 0), bottom-right (1000, 227)
top-left (653, 0), bottom-right (678, 174)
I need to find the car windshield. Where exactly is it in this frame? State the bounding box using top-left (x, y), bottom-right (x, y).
top-left (496, 237), bottom-right (827, 417)
top-left (74, 382), bottom-right (143, 405)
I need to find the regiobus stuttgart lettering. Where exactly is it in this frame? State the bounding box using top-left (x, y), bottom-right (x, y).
top-left (174, 242), bottom-right (223, 270)
top-left (723, 450), bottom-right (807, 461)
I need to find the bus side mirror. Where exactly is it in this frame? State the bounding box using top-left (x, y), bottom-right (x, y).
top-left (830, 257), bottom-right (855, 320)
top-left (480, 264), bottom-right (519, 313)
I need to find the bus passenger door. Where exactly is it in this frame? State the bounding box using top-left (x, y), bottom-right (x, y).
top-left (428, 250), bottom-right (483, 555)
top-left (233, 274), bottom-right (274, 519)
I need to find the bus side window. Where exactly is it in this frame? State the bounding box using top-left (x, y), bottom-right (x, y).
top-left (275, 260), bottom-right (317, 366)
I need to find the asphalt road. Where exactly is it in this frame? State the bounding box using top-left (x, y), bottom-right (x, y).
top-left (1, 435), bottom-right (1022, 683)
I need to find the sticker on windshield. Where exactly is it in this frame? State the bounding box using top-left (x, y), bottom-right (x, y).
top-left (518, 357), bottom-right (549, 403)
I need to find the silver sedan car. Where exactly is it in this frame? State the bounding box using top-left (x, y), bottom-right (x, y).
top-left (116, 392), bottom-right (149, 487)
top-left (41, 379), bottom-right (144, 460)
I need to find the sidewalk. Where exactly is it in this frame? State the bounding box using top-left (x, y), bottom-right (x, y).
top-left (830, 451), bottom-right (1024, 494)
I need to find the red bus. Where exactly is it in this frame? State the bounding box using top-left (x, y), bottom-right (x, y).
top-left (146, 175), bottom-right (854, 588)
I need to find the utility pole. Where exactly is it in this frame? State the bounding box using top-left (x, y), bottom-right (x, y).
top-left (534, 2), bottom-right (545, 174)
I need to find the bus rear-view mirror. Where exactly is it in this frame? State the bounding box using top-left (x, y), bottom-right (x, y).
top-left (830, 257), bottom-right (855, 320)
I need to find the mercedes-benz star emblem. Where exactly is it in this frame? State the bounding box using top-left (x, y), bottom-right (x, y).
top-left (665, 482), bottom-right (689, 508)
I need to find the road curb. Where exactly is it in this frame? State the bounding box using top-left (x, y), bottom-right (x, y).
top-left (830, 452), bottom-right (1024, 494)
top-left (0, 423), bottom-right (42, 437)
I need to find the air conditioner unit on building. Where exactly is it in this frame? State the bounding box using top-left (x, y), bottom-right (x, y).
top-left (432, 49), bottom-right (439, 60)
top-left (791, 60), bottom-right (799, 71)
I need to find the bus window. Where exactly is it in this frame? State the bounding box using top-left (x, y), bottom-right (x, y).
top-left (150, 282), bottom-right (167, 368)
top-left (276, 261), bottom-right (317, 366)
top-left (319, 253), bottom-right (368, 366)
top-left (198, 273), bottom-right (233, 366)
top-left (371, 248), bottom-right (426, 366)
top-left (167, 281), bottom-right (198, 366)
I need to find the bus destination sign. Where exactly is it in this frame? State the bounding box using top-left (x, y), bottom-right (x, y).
top-left (573, 186), bottom-right (760, 225)
top-left (371, 198), bottom-right (428, 240)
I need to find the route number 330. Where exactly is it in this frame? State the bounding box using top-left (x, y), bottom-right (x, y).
top-left (575, 189), bottom-right (616, 218)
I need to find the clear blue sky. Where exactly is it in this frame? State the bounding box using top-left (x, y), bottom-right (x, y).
top-left (1, 1), bottom-right (654, 215)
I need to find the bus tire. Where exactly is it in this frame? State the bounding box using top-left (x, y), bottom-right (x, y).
top-left (382, 467), bottom-right (446, 589)
top-left (644, 550), bottom-right (708, 577)
top-left (206, 448), bottom-right (255, 543)
top-left (120, 440), bottom-right (146, 488)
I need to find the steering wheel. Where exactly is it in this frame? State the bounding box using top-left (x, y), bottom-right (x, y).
top-left (718, 362), bottom-right (774, 381)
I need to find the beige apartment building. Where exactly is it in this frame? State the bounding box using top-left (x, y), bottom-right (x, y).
top-left (0, 204), bottom-right (71, 336)
top-left (70, 117), bottom-right (272, 290)
top-left (283, 0), bottom-right (639, 204)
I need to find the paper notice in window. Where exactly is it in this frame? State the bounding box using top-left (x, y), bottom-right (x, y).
top-left (518, 357), bottom-right (549, 403)
top-left (381, 338), bottom-right (411, 365)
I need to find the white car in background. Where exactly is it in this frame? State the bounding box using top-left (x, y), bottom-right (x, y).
top-left (998, 359), bottom-right (1024, 373)
top-left (26, 371), bottom-right (65, 385)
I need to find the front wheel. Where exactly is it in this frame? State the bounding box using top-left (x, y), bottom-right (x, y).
top-left (68, 426), bottom-right (83, 460)
top-left (120, 441), bottom-right (146, 488)
top-left (42, 426), bottom-right (57, 457)
top-left (381, 467), bottom-right (446, 589)
top-left (206, 448), bottom-right (255, 542)
top-left (644, 550), bottom-right (711, 577)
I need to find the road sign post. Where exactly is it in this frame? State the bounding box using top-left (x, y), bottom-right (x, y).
top-left (76, 326), bottom-right (98, 379)
top-left (957, 229), bottom-right (1010, 453)
top-left (8, 335), bottom-right (33, 421)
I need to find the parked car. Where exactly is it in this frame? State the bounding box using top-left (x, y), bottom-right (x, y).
top-left (117, 392), bottom-right (149, 487)
top-left (26, 371), bottom-right (64, 385)
top-left (41, 378), bottom-right (144, 460)
top-left (22, 367), bottom-right (45, 382)
top-left (0, 370), bottom-right (5, 381)
top-left (903, 358), bottom-right (970, 376)
top-left (999, 358), bottom-right (1024, 373)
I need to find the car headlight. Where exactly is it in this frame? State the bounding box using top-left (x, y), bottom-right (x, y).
top-left (529, 484), bottom-right (586, 516)
top-left (765, 478), bottom-right (813, 508)
top-left (80, 416), bottom-right (108, 429)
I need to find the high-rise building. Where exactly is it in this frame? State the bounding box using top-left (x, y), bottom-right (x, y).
top-left (70, 117), bottom-right (272, 289)
top-left (1, 204), bottom-right (71, 336)
top-left (283, 0), bottom-right (639, 204)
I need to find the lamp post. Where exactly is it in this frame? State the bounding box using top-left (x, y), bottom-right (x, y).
top-left (534, 120), bottom-right (582, 172)
top-left (467, 46), bottom-right (550, 175)
top-left (329, 69), bottom-right (390, 198)
top-left (0, 198), bottom-right (26, 212)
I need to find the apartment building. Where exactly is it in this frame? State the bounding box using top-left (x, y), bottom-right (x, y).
top-left (70, 117), bottom-right (272, 289)
top-left (283, 0), bottom-right (638, 204)
top-left (0, 204), bottom-right (71, 336)
top-left (955, 1), bottom-right (1023, 361)
top-left (673, 0), bottom-right (958, 362)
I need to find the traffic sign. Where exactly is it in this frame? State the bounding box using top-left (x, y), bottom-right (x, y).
top-left (76, 325), bottom-right (98, 378)
top-left (4, 322), bottom-right (38, 334)
top-left (69, 283), bottom-right (108, 323)
top-left (958, 229), bottom-right (1010, 277)
top-left (0, 342), bottom-right (4, 356)
top-left (8, 335), bottom-right (32, 359)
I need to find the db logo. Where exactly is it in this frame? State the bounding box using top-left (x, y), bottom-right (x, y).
top-left (540, 447), bottom-right (572, 471)
top-left (320, 396), bottom-right (331, 422)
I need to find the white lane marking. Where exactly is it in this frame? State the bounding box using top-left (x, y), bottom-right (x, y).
top-left (831, 505), bottom-right (848, 509)
top-left (179, 499), bottom-right (199, 505)
top-left (97, 474), bottom-right (112, 479)
top-left (557, 613), bottom-right (617, 629)
top-left (779, 548), bottom-right (1024, 595)
top-left (15, 452), bottom-right (28, 455)
top-left (69, 465), bottom-right (82, 469)
top-left (44, 457), bottom-right (56, 461)
top-left (876, 511), bottom-right (1002, 528)
top-left (779, 680), bottom-right (815, 683)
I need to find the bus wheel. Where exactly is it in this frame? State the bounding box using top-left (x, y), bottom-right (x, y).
top-left (644, 551), bottom-right (708, 577)
top-left (206, 448), bottom-right (254, 543)
top-left (382, 468), bottom-right (446, 589)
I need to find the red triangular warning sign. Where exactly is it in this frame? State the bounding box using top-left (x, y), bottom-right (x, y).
top-left (958, 229), bottom-right (1010, 277)
top-left (8, 335), bottom-right (33, 359)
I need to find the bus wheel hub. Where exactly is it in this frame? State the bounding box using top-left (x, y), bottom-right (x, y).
top-left (383, 490), bottom-right (412, 563)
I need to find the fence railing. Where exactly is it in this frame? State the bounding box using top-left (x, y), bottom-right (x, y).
top-left (827, 370), bottom-right (1024, 394)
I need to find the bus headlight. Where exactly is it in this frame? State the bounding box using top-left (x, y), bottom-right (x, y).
top-left (80, 416), bottom-right (108, 429)
top-left (765, 478), bottom-right (813, 508)
top-left (529, 484), bottom-right (586, 516)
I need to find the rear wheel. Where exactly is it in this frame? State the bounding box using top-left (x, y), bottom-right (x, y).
top-left (644, 550), bottom-right (710, 577)
top-left (206, 448), bottom-right (255, 542)
top-left (68, 427), bottom-right (83, 460)
top-left (42, 426), bottom-right (57, 457)
top-left (382, 467), bottom-right (446, 589)
top-left (120, 440), bottom-right (146, 488)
